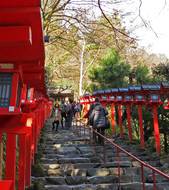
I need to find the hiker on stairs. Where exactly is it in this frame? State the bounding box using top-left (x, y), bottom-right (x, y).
top-left (64, 97), bottom-right (74, 129)
top-left (89, 97), bottom-right (108, 145)
top-left (52, 103), bottom-right (61, 132)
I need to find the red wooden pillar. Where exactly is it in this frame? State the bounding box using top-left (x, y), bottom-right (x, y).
top-left (34, 112), bottom-right (38, 153)
top-left (25, 134), bottom-right (31, 186)
top-left (118, 104), bottom-right (123, 138)
top-left (152, 105), bottom-right (161, 155)
top-left (111, 103), bottom-right (116, 134)
top-left (5, 134), bottom-right (16, 190)
top-left (126, 105), bottom-right (132, 142)
top-left (138, 105), bottom-right (145, 149)
top-left (10, 73), bottom-right (19, 107)
top-left (18, 134), bottom-right (26, 190)
top-left (0, 133), bottom-right (2, 142)
top-left (21, 84), bottom-right (27, 101)
top-left (0, 133), bottom-right (2, 179)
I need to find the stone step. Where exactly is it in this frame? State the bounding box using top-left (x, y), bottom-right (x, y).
top-left (41, 157), bottom-right (91, 164)
top-left (44, 182), bottom-right (169, 190)
top-left (42, 175), bottom-right (133, 185)
top-left (33, 121), bottom-right (169, 190)
top-left (43, 161), bottom-right (133, 171)
top-left (43, 166), bottom-right (169, 183)
top-left (44, 165), bottom-right (139, 177)
top-left (42, 148), bottom-right (133, 157)
top-left (43, 156), bottom-right (130, 163)
top-left (42, 153), bottom-right (154, 163)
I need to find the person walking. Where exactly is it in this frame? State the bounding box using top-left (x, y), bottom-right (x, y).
top-left (74, 99), bottom-right (82, 125)
top-left (64, 97), bottom-right (74, 129)
top-left (89, 97), bottom-right (108, 145)
top-left (60, 99), bottom-right (67, 128)
top-left (52, 103), bottom-right (61, 132)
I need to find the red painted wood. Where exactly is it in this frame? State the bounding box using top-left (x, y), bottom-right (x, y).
top-left (25, 134), bottom-right (31, 186)
top-left (18, 134), bottom-right (26, 190)
top-left (152, 105), bottom-right (161, 155)
top-left (138, 105), bottom-right (145, 149)
top-left (5, 134), bottom-right (16, 190)
top-left (21, 84), bottom-right (27, 102)
top-left (0, 133), bottom-right (2, 142)
top-left (0, 0), bottom-right (40, 8)
top-left (0, 8), bottom-right (44, 62)
top-left (118, 105), bottom-right (123, 138)
top-left (126, 105), bottom-right (132, 142)
top-left (111, 103), bottom-right (116, 134)
top-left (0, 180), bottom-right (13, 190)
top-left (0, 26), bottom-right (32, 46)
top-left (0, 0), bottom-right (50, 189)
top-left (10, 73), bottom-right (19, 108)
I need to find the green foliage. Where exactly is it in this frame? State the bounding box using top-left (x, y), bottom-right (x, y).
top-left (134, 64), bottom-right (151, 84)
top-left (88, 49), bottom-right (131, 89)
top-left (32, 163), bottom-right (45, 177)
top-left (27, 181), bottom-right (44, 190)
top-left (152, 62), bottom-right (169, 82)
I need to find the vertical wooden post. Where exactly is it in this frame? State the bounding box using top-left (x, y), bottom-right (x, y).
top-left (10, 73), bottom-right (19, 107)
top-left (5, 134), bottom-right (16, 190)
top-left (118, 104), bottom-right (123, 138)
top-left (152, 105), bottom-right (161, 155)
top-left (21, 84), bottom-right (27, 101)
top-left (138, 105), bottom-right (145, 149)
top-left (126, 105), bottom-right (132, 142)
top-left (0, 133), bottom-right (3, 179)
top-left (111, 103), bottom-right (116, 134)
top-left (18, 134), bottom-right (26, 190)
top-left (25, 134), bottom-right (31, 186)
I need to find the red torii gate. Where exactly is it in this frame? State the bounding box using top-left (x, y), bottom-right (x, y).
top-left (0, 1), bottom-right (52, 190)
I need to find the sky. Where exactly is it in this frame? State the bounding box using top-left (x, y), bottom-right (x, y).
top-left (121, 0), bottom-right (169, 58)
top-left (69, 0), bottom-right (169, 58)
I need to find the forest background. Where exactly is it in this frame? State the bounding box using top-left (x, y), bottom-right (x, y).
top-left (42, 0), bottom-right (169, 152)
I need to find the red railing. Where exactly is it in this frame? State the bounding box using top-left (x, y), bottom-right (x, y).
top-left (73, 121), bottom-right (169, 190)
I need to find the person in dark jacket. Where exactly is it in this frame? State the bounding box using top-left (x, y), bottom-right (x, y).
top-left (64, 97), bottom-right (74, 129)
top-left (89, 97), bottom-right (108, 145)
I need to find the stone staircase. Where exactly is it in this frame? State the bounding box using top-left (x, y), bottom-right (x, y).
top-left (31, 119), bottom-right (169, 190)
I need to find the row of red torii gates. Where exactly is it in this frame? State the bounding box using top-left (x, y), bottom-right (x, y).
top-left (0, 1), bottom-right (52, 190)
top-left (80, 83), bottom-right (169, 155)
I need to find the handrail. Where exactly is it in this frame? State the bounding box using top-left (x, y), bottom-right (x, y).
top-left (93, 129), bottom-right (169, 179)
top-left (73, 120), bottom-right (169, 189)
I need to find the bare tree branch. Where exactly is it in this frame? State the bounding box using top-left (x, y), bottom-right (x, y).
top-left (97, 0), bottom-right (135, 43)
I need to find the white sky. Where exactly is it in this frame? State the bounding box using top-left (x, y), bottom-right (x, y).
top-left (123, 0), bottom-right (169, 58)
top-left (69, 0), bottom-right (169, 58)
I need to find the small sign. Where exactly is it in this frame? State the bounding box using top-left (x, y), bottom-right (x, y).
top-left (9, 106), bottom-right (15, 112)
top-left (0, 64), bottom-right (14, 69)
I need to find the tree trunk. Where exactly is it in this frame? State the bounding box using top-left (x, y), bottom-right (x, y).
top-left (79, 38), bottom-right (86, 96)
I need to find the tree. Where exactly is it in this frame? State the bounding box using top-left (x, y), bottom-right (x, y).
top-left (152, 61), bottom-right (169, 82)
top-left (131, 63), bottom-right (151, 85)
top-left (88, 49), bottom-right (131, 91)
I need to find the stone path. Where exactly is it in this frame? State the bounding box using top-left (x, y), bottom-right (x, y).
top-left (31, 119), bottom-right (169, 190)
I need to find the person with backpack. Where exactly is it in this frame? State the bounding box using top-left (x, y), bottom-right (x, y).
top-left (89, 97), bottom-right (109, 145)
